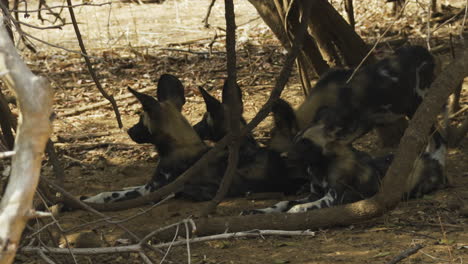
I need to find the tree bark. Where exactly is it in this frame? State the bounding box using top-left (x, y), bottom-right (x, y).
top-left (307, 0), bottom-right (370, 67)
top-left (248, 0), bottom-right (328, 76)
top-left (344, 0), bottom-right (355, 29)
top-left (0, 0), bottom-right (13, 41)
top-left (0, 21), bottom-right (53, 264)
top-left (201, 0), bottom-right (241, 215)
top-left (249, 0), bottom-right (372, 74)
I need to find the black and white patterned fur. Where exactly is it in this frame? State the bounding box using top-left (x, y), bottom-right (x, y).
top-left (242, 129), bottom-right (446, 215)
top-left (82, 75), bottom-right (304, 204)
top-left (193, 82), bottom-right (307, 195)
top-left (83, 74), bottom-right (222, 203)
top-left (291, 45), bottom-right (435, 145)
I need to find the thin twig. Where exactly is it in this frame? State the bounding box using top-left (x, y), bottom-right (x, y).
top-left (11, 2), bottom-right (111, 13)
top-left (37, 249), bottom-right (58, 264)
top-left (65, 0), bottom-right (122, 128)
top-left (153, 229), bottom-right (316, 248)
top-left (64, 193), bottom-right (175, 234)
top-left (35, 191), bottom-right (78, 264)
top-left (184, 221), bottom-right (191, 264)
top-left (0, 150), bottom-right (15, 159)
top-left (138, 252), bottom-right (154, 264)
top-left (385, 244), bottom-right (424, 264)
top-left (426, 0), bottom-right (432, 49)
top-left (437, 212), bottom-right (454, 261)
top-left (460, 0), bottom-right (468, 38)
top-left (42, 177), bottom-right (168, 256)
top-left (202, 0), bottom-right (216, 28)
top-left (201, 0), bottom-right (240, 215)
top-left (159, 224), bottom-right (179, 264)
top-left (160, 48), bottom-right (225, 55)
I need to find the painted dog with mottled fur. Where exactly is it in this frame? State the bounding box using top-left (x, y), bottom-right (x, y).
top-left (272, 45), bottom-right (436, 153)
top-left (82, 75), bottom-right (303, 204)
top-left (242, 99), bottom-right (447, 214)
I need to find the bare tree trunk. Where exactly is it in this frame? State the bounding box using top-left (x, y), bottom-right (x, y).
top-left (344, 0), bottom-right (355, 29)
top-left (307, 0), bottom-right (370, 67)
top-left (0, 0), bottom-right (13, 41)
top-left (201, 0), bottom-right (241, 215)
top-left (390, 0), bottom-right (406, 16)
top-left (249, 0), bottom-right (371, 71)
top-left (248, 0), bottom-right (329, 76)
top-left (431, 0), bottom-right (440, 13)
top-left (0, 21), bottom-right (53, 264)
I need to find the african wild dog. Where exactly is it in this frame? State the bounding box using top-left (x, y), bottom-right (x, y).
top-left (193, 81), bottom-right (258, 156)
top-left (83, 74), bottom-right (222, 203)
top-left (82, 75), bottom-right (302, 204)
top-left (278, 45), bottom-right (435, 149)
top-left (193, 81), bottom-right (306, 195)
top-left (242, 99), bottom-right (447, 214)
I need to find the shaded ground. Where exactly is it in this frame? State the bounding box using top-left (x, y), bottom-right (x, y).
top-left (0, 0), bottom-right (467, 263)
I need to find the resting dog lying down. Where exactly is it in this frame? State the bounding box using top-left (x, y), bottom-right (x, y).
top-left (241, 99), bottom-right (447, 215)
top-left (81, 75), bottom-right (304, 204)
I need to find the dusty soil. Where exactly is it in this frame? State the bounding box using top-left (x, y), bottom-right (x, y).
top-left (1, 0), bottom-right (467, 263)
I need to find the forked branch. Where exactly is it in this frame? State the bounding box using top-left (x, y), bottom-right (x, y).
top-left (0, 21), bottom-right (53, 264)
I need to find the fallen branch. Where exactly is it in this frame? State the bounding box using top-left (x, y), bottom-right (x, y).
top-left (20, 228), bottom-right (315, 255)
top-left (0, 21), bottom-right (53, 264)
top-left (385, 244), bottom-right (424, 264)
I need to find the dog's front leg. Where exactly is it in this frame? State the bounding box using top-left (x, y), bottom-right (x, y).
top-left (286, 189), bottom-right (337, 213)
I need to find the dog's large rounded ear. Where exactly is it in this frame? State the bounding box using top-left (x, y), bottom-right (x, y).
top-left (157, 74), bottom-right (186, 111)
top-left (198, 86), bottom-right (223, 116)
top-left (128, 87), bottom-right (160, 113)
top-left (222, 80), bottom-right (243, 113)
top-left (272, 98), bottom-right (298, 136)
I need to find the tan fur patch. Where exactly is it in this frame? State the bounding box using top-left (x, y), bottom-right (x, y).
top-left (143, 101), bottom-right (206, 159)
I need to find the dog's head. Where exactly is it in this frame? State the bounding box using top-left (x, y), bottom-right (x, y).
top-left (267, 98), bottom-right (299, 155)
top-left (127, 74), bottom-right (204, 157)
